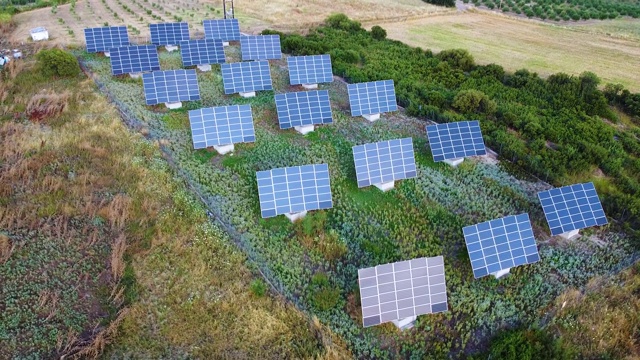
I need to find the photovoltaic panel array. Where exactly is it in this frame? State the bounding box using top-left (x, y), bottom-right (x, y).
top-left (426, 121), bottom-right (486, 162)
top-left (109, 45), bottom-right (160, 76)
top-left (256, 164), bottom-right (332, 218)
top-left (203, 19), bottom-right (240, 42)
top-left (347, 80), bottom-right (398, 116)
top-left (274, 90), bottom-right (333, 129)
top-left (221, 61), bottom-right (273, 94)
top-left (149, 22), bottom-right (189, 46)
top-left (352, 138), bottom-right (417, 188)
top-left (538, 182), bottom-right (607, 236)
top-left (463, 213), bottom-right (540, 279)
top-left (84, 26), bottom-right (129, 53)
top-left (287, 54), bottom-right (333, 85)
top-left (188, 105), bottom-right (255, 149)
top-left (358, 256), bottom-right (448, 328)
top-left (240, 35), bottom-right (282, 61)
top-left (179, 39), bottom-right (225, 67)
top-left (142, 69), bottom-right (200, 105)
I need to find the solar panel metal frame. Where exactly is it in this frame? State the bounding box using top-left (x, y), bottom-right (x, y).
top-left (287, 54), bottom-right (333, 85)
top-left (179, 39), bottom-right (225, 67)
top-left (109, 45), bottom-right (160, 76)
top-left (426, 121), bottom-right (486, 162)
top-left (240, 35), bottom-right (282, 61)
top-left (84, 26), bottom-right (129, 53)
top-left (538, 182), bottom-right (608, 236)
top-left (347, 80), bottom-right (398, 116)
top-left (274, 90), bottom-right (333, 129)
top-left (203, 18), bottom-right (240, 42)
top-left (142, 69), bottom-right (201, 105)
top-left (188, 105), bottom-right (255, 149)
top-left (221, 61), bottom-right (273, 94)
top-left (358, 256), bottom-right (448, 328)
top-left (352, 138), bottom-right (417, 188)
top-left (462, 213), bottom-right (540, 279)
top-left (149, 22), bottom-right (190, 46)
top-left (256, 164), bottom-right (333, 218)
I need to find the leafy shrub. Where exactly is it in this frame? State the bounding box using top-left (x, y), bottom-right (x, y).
top-left (310, 272), bottom-right (340, 311)
top-left (436, 48), bottom-right (475, 71)
top-left (452, 89), bottom-right (497, 115)
top-left (370, 25), bottom-right (387, 40)
top-left (487, 328), bottom-right (572, 360)
top-left (325, 13), bottom-right (362, 32)
top-left (250, 279), bottom-right (267, 297)
top-left (36, 48), bottom-right (80, 78)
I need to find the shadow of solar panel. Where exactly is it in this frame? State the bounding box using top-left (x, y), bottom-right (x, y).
top-left (142, 69), bottom-right (201, 105)
top-left (109, 45), bottom-right (160, 76)
top-left (358, 256), bottom-right (448, 328)
top-left (203, 19), bottom-right (240, 42)
top-left (274, 90), bottom-right (333, 129)
top-left (347, 80), bottom-right (397, 116)
top-left (188, 105), bottom-right (255, 149)
top-left (179, 39), bottom-right (225, 67)
top-left (426, 120), bottom-right (486, 162)
top-left (256, 164), bottom-right (333, 218)
top-left (352, 138), bottom-right (416, 188)
top-left (84, 26), bottom-right (129, 53)
top-left (538, 182), bottom-right (608, 236)
top-left (240, 35), bottom-right (282, 61)
top-left (287, 54), bottom-right (333, 85)
top-left (221, 61), bottom-right (273, 94)
top-left (463, 213), bottom-right (539, 279)
top-left (149, 22), bottom-right (190, 45)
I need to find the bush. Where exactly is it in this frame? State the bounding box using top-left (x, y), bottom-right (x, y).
top-left (36, 48), bottom-right (80, 78)
top-left (488, 329), bottom-right (573, 360)
top-left (250, 279), bottom-right (267, 297)
top-left (452, 89), bottom-right (497, 115)
top-left (371, 25), bottom-right (387, 40)
top-left (325, 13), bottom-right (362, 32)
top-left (436, 49), bottom-right (475, 71)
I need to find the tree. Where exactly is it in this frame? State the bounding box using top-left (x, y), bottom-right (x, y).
top-left (452, 89), bottom-right (497, 115)
top-left (436, 49), bottom-right (475, 71)
top-left (370, 25), bottom-right (387, 40)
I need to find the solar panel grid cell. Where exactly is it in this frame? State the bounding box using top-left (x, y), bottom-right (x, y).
top-left (142, 69), bottom-right (201, 105)
top-left (425, 121), bottom-right (487, 162)
top-left (188, 105), bottom-right (255, 149)
top-left (109, 45), bottom-right (160, 75)
top-left (287, 54), bottom-right (333, 85)
top-left (84, 26), bottom-right (129, 53)
top-left (240, 35), bottom-right (282, 61)
top-left (274, 90), bottom-right (333, 129)
top-left (149, 22), bottom-right (190, 45)
top-left (347, 80), bottom-right (398, 116)
top-left (352, 138), bottom-right (417, 188)
top-left (203, 19), bottom-right (240, 41)
top-left (179, 39), bottom-right (225, 66)
top-left (221, 61), bottom-right (273, 94)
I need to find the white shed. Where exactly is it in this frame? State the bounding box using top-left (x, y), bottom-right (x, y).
top-left (30, 27), bottom-right (49, 41)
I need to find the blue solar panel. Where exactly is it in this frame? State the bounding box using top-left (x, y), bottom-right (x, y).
top-left (256, 164), bottom-right (333, 218)
top-left (149, 22), bottom-right (189, 45)
top-left (240, 35), bottom-right (282, 61)
top-left (463, 213), bottom-right (540, 279)
top-left (221, 61), bottom-right (273, 94)
top-left (142, 69), bottom-right (201, 105)
top-left (538, 182), bottom-right (607, 236)
top-left (274, 90), bottom-right (333, 129)
top-left (352, 138), bottom-right (416, 188)
top-left (203, 19), bottom-right (240, 41)
top-left (426, 121), bottom-right (486, 162)
top-left (109, 45), bottom-right (160, 76)
top-left (188, 105), bottom-right (255, 149)
top-left (347, 80), bottom-right (397, 116)
top-left (287, 54), bottom-right (333, 85)
top-left (179, 39), bottom-right (225, 67)
top-left (84, 26), bottom-right (129, 53)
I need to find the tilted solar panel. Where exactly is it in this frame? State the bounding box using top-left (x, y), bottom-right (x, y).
top-left (538, 182), bottom-right (607, 236)
top-left (109, 45), bottom-right (160, 76)
top-left (203, 19), bottom-right (240, 42)
top-left (347, 80), bottom-right (397, 116)
top-left (359, 256), bottom-right (448, 328)
top-left (188, 105), bottom-right (255, 149)
top-left (240, 35), bottom-right (282, 61)
top-left (274, 90), bottom-right (333, 129)
top-left (142, 69), bottom-right (200, 105)
top-left (426, 121), bottom-right (486, 162)
top-left (352, 138), bottom-right (417, 188)
top-left (463, 213), bottom-right (540, 279)
top-left (287, 54), bottom-right (333, 85)
top-left (221, 61), bottom-right (273, 94)
top-left (180, 39), bottom-right (225, 67)
top-left (256, 164), bottom-right (333, 218)
top-left (149, 22), bottom-right (189, 45)
top-left (84, 26), bottom-right (129, 53)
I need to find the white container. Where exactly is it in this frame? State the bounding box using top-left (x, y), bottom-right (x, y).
top-left (30, 27), bottom-right (49, 41)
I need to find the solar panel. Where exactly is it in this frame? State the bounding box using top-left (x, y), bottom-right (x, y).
top-left (149, 22), bottom-right (190, 46)
top-left (287, 54), bottom-right (333, 85)
top-left (221, 61), bottom-right (273, 94)
top-left (538, 182), bottom-right (607, 236)
top-left (179, 39), bottom-right (225, 67)
top-left (109, 45), bottom-right (160, 76)
top-left (203, 19), bottom-right (240, 42)
top-left (256, 164), bottom-right (333, 218)
top-left (240, 35), bottom-right (282, 61)
top-left (462, 213), bottom-right (540, 279)
top-left (348, 80), bottom-right (397, 116)
top-left (84, 26), bottom-right (129, 53)
top-left (274, 90), bottom-right (333, 129)
top-left (142, 69), bottom-right (200, 105)
top-left (358, 256), bottom-right (448, 328)
top-left (188, 105), bottom-right (255, 149)
top-left (352, 138), bottom-right (417, 188)
top-left (426, 121), bottom-right (486, 162)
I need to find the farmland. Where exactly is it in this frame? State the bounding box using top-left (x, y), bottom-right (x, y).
top-left (468, 0), bottom-right (640, 21)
